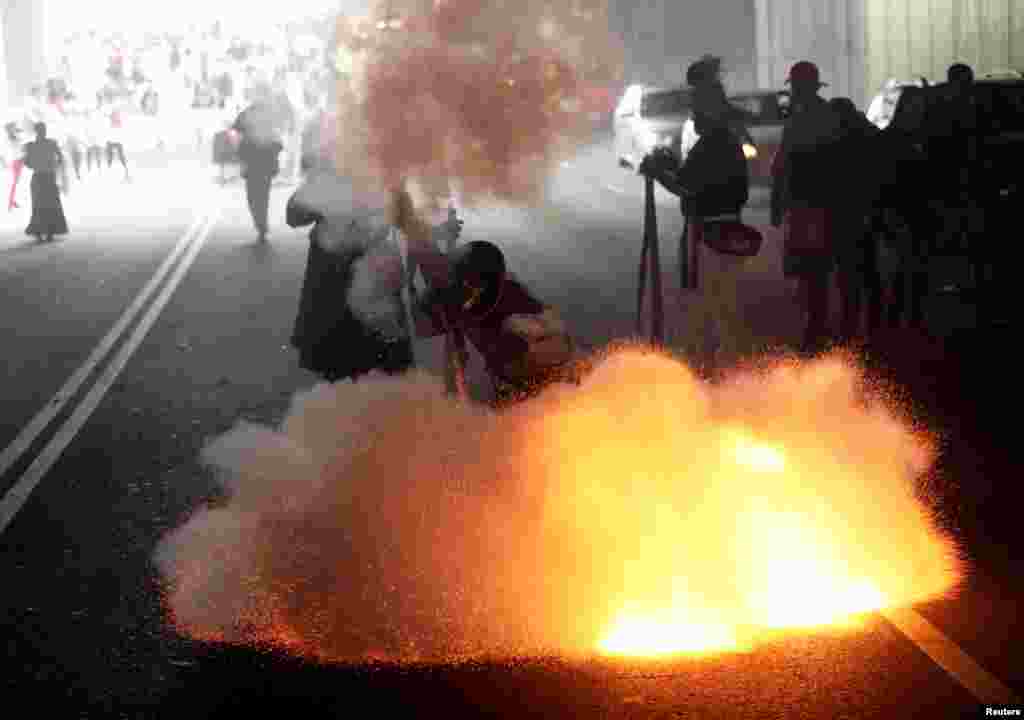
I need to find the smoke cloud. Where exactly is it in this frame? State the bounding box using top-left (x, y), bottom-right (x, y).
top-left (155, 348), bottom-right (962, 662)
top-left (331, 0), bottom-right (624, 209)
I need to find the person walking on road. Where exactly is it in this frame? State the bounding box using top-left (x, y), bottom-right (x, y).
top-left (84, 105), bottom-right (105, 176)
top-left (62, 99), bottom-right (85, 185)
top-left (5, 120), bottom-right (25, 210)
top-left (233, 90), bottom-right (283, 242)
top-left (771, 60), bottom-right (843, 355)
top-left (104, 99), bottom-right (131, 183)
top-left (22, 122), bottom-right (69, 243)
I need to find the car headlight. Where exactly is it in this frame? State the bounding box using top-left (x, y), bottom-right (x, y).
top-left (742, 143), bottom-right (758, 159)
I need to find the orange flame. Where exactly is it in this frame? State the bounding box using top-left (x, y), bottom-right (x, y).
top-left (156, 347), bottom-right (962, 663)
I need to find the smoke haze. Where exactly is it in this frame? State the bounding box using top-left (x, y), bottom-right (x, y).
top-left (332, 0), bottom-right (624, 209)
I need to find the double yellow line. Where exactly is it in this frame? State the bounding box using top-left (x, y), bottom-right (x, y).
top-left (0, 204), bottom-right (220, 536)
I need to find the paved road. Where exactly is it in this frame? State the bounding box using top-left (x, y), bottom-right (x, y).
top-left (1, 141), bottom-right (1021, 719)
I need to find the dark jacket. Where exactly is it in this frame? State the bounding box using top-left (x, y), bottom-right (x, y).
top-left (232, 103), bottom-right (283, 177)
top-left (677, 125), bottom-right (749, 217)
top-left (771, 94), bottom-right (843, 216)
top-left (644, 124), bottom-right (749, 218)
top-left (828, 98), bottom-right (882, 214)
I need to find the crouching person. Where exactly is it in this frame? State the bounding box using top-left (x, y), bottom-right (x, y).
top-left (394, 191), bottom-right (577, 407)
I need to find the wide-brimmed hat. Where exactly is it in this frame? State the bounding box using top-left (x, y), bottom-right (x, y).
top-left (786, 61), bottom-right (828, 88)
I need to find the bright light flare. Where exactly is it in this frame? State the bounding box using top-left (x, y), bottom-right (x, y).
top-left (599, 615), bottom-right (740, 656)
top-left (156, 348), bottom-right (962, 664)
top-left (742, 143), bottom-right (758, 159)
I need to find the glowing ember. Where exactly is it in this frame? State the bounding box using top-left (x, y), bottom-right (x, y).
top-left (156, 347), bottom-right (962, 663)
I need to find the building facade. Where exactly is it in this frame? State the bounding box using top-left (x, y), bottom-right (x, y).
top-left (2, 0), bottom-right (51, 106)
top-left (608, 0), bottom-right (759, 91)
top-left (612, 0), bottom-right (1022, 109)
top-left (863, 0), bottom-right (1024, 99)
top-left (755, 0), bottom-right (1023, 107)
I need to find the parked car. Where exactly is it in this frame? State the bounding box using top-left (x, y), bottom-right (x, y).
top-left (866, 78), bottom-right (933, 129)
top-left (613, 84), bottom-right (692, 171)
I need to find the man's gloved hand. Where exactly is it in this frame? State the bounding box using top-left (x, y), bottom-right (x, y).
top-left (637, 146), bottom-right (675, 178)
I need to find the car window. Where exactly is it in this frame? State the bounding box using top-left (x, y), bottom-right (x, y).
top-left (641, 89), bottom-right (692, 117)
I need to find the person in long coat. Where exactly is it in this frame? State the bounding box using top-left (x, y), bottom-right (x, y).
top-left (288, 178), bottom-right (407, 381)
top-left (22, 122), bottom-right (69, 242)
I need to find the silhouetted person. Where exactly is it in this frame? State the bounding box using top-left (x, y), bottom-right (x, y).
top-left (84, 106), bottom-right (105, 175)
top-left (22, 122), bottom-right (68, 243)
top-left (104, 100), bottom-right (130, 182)
top-left (928, 62), bottom-right (983, 252)
top-left (233, 96), bottom-right (283, 242)
top-left (771, 61), bottom-right (843, 355)
top-left (875, 85), bottom-right (934, 331)
top-left (828, 97), bottom-right (883, 345)
top-left (640, 99), bottom-right (754, 368)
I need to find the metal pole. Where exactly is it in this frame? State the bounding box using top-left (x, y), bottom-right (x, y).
top-left (443, 202), bottom-right (469, 399)
top-left (679, 212), bottom-right (690, 290)
top-left (640, 174), bottom-right (664, 344)
top-left (636, 216), bottom-right (649, 335)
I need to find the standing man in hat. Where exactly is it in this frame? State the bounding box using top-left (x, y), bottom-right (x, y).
top-left (771, 60), bottom-right (843, 355)
top-left (640, 55), bottom-right (757, 371)
top-left (233, 86), bottom-right (284, 243)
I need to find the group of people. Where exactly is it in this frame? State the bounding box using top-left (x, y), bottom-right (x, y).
top-left (770, 60), bottom-right (987, 354)
top-left (642, 56), bottom-right (988, 359)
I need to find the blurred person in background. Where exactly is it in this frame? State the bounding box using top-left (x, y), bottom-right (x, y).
top-left (21, 122), bottom-right (69, 243)
top-left (232, 87), bottom-right (283, 242)
top-left (5, 120), bottom-right (26, 210)
top-left (62, 96), bottom-right (86, 185)
top-left (84, 105), bottom-right (106, 176)
top-left (103, 97), bottom-right (131, 182)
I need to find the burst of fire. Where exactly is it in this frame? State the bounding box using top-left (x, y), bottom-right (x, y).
top-left (156, 347), bottom-right (962, 663)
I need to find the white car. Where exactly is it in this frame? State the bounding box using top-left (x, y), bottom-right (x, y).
top-left (866, 78), bottom-right (933, 129)
top-left (613, 84), bottom-right (692, 171)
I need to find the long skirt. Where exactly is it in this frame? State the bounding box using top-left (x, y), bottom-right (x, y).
top-left (25, 171), bottom-right (68, 238)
